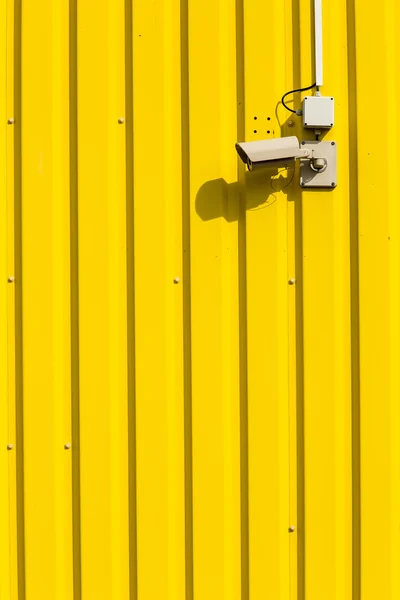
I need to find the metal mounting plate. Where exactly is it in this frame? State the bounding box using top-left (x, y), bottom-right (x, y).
top-left (300, 140), bottom-right (337, 188)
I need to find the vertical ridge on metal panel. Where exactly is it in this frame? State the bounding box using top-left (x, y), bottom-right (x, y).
top-left (386, 2), bottom-right (400, 597)
top-left (78, 0), bottom-right (130, 598)
top-left (132, 0), bottom-right (186, 597)
top-left (346, 0), bottom-right (361, 598)
top-left (68, 0), bottom-right (82, 597)
top-left (234, 0), bottom-right (249, 597)
top-left (219, 0), bottom-right (241, 597)
top-left (124, 0), bottom-right (138, 597)
top-left (243, 0), bottom-right (290, 599)
top-left (0, 0), bottom-right (11, 598)
top-left (179, 0), bottom-right (194, 597)
top-left (188, 0), bottom-right (241, 595)
top-left (108, 1), bottom-right (130, 598)
top-left (327, 3), bottom-right (352, 599)
top-left (285, 1), bottom-right (303, 599)
top-left (20, 0), bottom-right (72, 598)
top-left (385, 4), bottom-right (400, 600)
top-left (13, 0), bottom-right (26, 597)
top-left (298, 0), bottom-right (352, 599)
top-left (53, 0), bottom-right (74, 598)
top-left (354, 1), bottom-right (399, 599)
top-left (6, 0), bottom-right (20, 597)
top-left (163, 0), bottom-right (187, 598)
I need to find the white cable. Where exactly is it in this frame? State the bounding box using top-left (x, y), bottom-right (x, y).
top-left (314, 0), bottom-right (323, 88)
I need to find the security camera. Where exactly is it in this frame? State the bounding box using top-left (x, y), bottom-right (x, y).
top-left (235, 136), bottom-right (309, 171)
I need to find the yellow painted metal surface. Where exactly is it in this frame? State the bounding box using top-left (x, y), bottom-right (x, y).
top-left (0, 0), bottom-right (398, 598)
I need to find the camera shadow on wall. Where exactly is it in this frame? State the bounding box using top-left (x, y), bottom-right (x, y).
top-left (195, 164), bottom-right (295, 223)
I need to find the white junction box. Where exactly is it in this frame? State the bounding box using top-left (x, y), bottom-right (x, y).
top-left (302, 96), bottom-right (334, 128)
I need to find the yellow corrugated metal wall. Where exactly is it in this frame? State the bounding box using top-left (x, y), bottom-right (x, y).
top-left (0, 0), bottom-right (398, 598)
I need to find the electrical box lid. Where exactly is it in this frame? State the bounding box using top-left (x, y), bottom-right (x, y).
top-left (302, 96), bottom-right (334, 129)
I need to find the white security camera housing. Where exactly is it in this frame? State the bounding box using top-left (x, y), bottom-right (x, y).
top-left (235, 136), bottom-right (309, 170)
